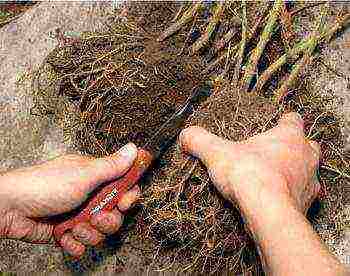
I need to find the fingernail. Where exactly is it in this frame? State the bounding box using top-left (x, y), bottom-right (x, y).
top-left (117, 143), bottom-right (137, 160)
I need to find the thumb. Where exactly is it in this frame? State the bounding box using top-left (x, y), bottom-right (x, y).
top-left (85, 143), bottom-right (138, 191)
top-left (179, 126), bottom-right (229, 167)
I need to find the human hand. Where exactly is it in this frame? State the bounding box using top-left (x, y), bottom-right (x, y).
top-left (0, 143), bottom-right (140, 257)
top-left (179, 112), bottom-right (320, 217)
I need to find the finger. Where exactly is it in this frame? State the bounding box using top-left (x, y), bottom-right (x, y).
top-left (278, 112), bottom-right (304, 132)
top-left (309, 140), bottom-right (320, 159)
top-left (304, 176), bottom-right (321, 214)
top-left (86, 143), bottom-right (138, 189)
top-left (60, 232), bottom-right (85, 258)
top-left (91, 209), bottom-right (123, 235)
top-left (309, 171), bottom-right (321, 199)
top-left (179, 126), bottom-right (229, 167)
top-left (117, 185), bottom-right (141, 212)
top-left (307, 140), bottom-right (321, 173)
top-left (26, 221), bottom-right (54, 244)
top-left (313, 177), bottom-right (321, 196)
top-left (1, 210), bottom-right (52, 243)
top-left (72, 222), bottom-right (105, 246)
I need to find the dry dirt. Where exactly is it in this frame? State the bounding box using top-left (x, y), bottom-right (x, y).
top-left (307, 25), bottom-right (350, 266)
top-left (0, 1), bottom-right (349, 274)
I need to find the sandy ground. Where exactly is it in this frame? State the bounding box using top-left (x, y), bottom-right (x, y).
top-left (0, 2), bottom-right (114, 171)
top-left (0, 2), bottom-right (349, 273)
top-left (309, 26), bottom-right (350, 266)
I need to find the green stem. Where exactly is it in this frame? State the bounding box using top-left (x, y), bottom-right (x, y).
top-left (214, 27), bottom-right (238, 52)
top-left (254, 12), bottom-right (350, 95)
top-left (253, 38), bottom-right (311, 93)
top-left (205, 3), bottom-right (268, 74)
top-left (157, 2), bottom-right (203, 42)
top-left (322, 13), bottom-right (350, 42)
top-left (280, 2), bottom-right (295, 51)
top-left (191, 2), bottom-right (225, 54)
top-left (241, 0), bottom-right (283, 90)
top-left (232, 0), bottom-right (247, 84)
top-left (274, 3), bottom-right (329, 102)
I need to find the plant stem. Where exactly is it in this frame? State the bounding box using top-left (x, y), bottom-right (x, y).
top-left (191, 2), bottom-right (225, 54)
top-left (205, 3), bottom-right (268, 74)
top-left (241, 0), bottom-right (283, 90)
top-left (274, 3), bottom-right (329, 102)
top-left (280, 2), bottom-right (295, 51)
top-left (214, 27), bottom-right (238, 52)
top-left (253, 12), bottom-right (350, 96)
top-left (321, 165), bottom-right (350, 180)
top-left (322, 12), bottom-right (350, 42)
top-left (157, 2), bottom-right (203, 42)
top-left (232, 0), bottom-right (247, 85)
top-left (252, 38), bottom-right (311, 93)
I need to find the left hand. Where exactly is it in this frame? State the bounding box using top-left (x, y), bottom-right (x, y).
top-left (0, 143), bottom-right (140, 257)
top-left (179, 112), bottom-right (320, 215)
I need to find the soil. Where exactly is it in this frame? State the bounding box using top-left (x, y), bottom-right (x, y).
top-left (0, 2), bottom-right (35, 27)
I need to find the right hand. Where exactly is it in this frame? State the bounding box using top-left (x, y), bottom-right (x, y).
top-left (0, 143), bottom-right (141, 258)
top-left (179, 112), bottom-right (320, 215)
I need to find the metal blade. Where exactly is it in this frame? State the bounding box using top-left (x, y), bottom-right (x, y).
top-left (143, 81), bottom-right (212, 158)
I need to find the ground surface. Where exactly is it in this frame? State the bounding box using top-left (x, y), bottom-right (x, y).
top-left (308, 26), bottom-right (350, 266)
top-left (0, 2), bottom-right (349, 273)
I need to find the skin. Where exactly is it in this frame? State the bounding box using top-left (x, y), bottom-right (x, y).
top-left (179, 112), bottom-right (348, 275)
top-left (0, 112), bottom-right (347, 274)
top-left (0, 143), bottom-right (140, 257)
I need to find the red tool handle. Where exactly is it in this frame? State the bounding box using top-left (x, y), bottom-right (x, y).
top-left (53, 148), bottom-right (153, 246)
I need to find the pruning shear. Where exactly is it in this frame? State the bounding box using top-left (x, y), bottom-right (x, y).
top-left (53, 82), bottom-right (212, 249)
